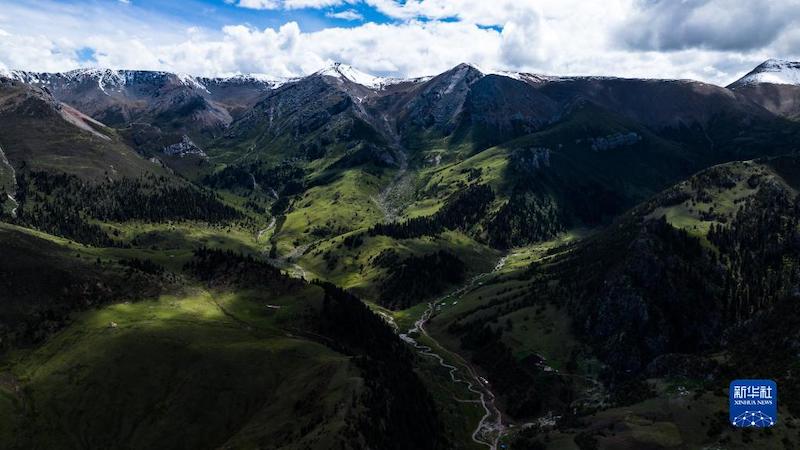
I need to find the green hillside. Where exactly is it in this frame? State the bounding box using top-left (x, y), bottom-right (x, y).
top-left (0, 226), bottom-right (447, 449)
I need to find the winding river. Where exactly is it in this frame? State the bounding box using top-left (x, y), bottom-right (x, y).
top-left (399, 255), bottom-right (509, 449)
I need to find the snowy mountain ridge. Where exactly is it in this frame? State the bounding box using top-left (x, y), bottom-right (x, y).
top-left (3, 59), bottom-right (799, 93)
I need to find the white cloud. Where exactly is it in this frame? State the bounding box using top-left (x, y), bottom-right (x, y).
top-left (326, 9), bottom-right (363, 21)
top-left (365, 0), bottom-right (526, 26)
top-left (227, 0), bottom-right (279, 9)
top-left (0, 0), bottom-right (799, 86)
top-left (227, 0), bottom-right (353, 10)
top-left (285, 0), bottom-right (354, 8)
top-left (0, 59), bottom-right (10, 77)
top-left (617, 0), bottom-right (800, 52)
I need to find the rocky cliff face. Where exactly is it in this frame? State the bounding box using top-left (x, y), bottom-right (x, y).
top-left (396, 63), bottom-right (485, 135)
top-left (162, 135), bottom-right (208, 159)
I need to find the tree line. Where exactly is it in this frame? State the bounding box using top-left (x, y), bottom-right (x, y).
top-left (7, 170), bottom-right (242, 246)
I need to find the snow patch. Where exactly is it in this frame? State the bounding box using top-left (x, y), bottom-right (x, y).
top-left (451, 62), bottom-right (662, 85)
top-left (376, 75), bottom-right (433, 88)
top-left (177, 73), bottom-right (210, 93)
top-left (56, 69), bottom-right (128, 94)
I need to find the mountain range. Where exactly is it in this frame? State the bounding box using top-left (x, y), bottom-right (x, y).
top-left (1, 59), bottom-right (800, 449)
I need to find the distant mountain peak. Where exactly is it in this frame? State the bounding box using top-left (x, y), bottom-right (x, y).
top-left (453, 62), bottom-right (483, 71)
top-left (729, 59), bottom-right (800, 88)
top-left (444, 63), bottom-right (564, 84)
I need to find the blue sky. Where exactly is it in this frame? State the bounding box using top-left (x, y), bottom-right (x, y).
top-left (112, 0), bottom-right (389, 32)
top-left (0, 0), bottom-right (798, 84)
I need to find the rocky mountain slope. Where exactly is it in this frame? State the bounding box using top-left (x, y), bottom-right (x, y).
top-left (0, 77), bottom-right (159, 179)
top-left (3, 69), bottom-right (277, 136)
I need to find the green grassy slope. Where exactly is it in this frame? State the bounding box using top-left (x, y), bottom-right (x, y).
top-left (409, 155), bottom-right (800, 448)
top-left (0, 222), bottom-right (173, 349)
top-left (1, 288), bottom-right (363, 450)
top-left (300, 230), bottom-right (499, 301)
top-left (0, 222), bottom-right (447, 449)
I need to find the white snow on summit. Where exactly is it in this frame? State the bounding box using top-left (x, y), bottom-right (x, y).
top-left (316, 62), bottom-right (388, 89)
top-left (732, 59), bottom-right (800, 87)
top-left (203, 73), bottom-right (294, 89)
top-left (314, 62), bottom-right (431, 89)
top-left (64, 69), bottom-right (128, 94)
top-left (176, 73), bottom-right (209, 93)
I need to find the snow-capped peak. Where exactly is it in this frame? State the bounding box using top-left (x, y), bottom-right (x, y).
top-left (730, 59), bottom-right (800, 88)
top-left (315, 62), bottom-right (388, 89)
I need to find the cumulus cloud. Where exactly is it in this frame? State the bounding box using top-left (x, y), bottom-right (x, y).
top-left (497, 3), bottom-right (545, 67)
